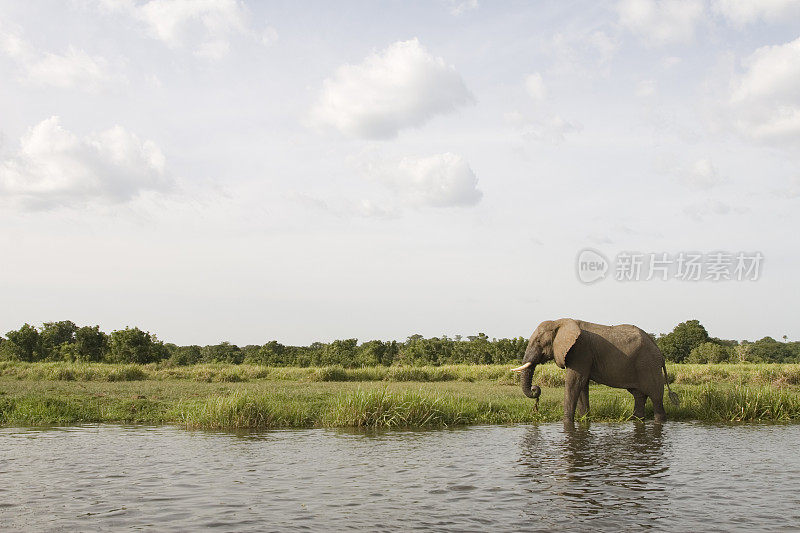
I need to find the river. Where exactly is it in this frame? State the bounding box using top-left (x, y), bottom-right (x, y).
top-left (2, 422), bottom-right (799, 531)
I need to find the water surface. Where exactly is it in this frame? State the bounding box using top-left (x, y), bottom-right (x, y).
top-left (2, 423), bottom-right (799, 531)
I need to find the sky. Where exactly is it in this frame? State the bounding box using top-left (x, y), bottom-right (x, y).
top-left (1, 0), bottom-right (799, 346)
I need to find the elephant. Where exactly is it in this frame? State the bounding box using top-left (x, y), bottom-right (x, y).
top-left (512, 318), bottom-right (678, 424)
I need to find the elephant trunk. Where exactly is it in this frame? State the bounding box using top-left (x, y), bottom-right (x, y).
top-left (521, 364), bottom-right (541, 400)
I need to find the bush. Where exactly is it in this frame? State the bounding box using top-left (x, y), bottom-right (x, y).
top-left (171, 345), bottom-right (202, 366)
top-left (657, 320), bottom-right (709, 363)
top-left (3, 324), bottom-right (40, 362)
top-left (109, 328), bottom-right (166, 364)
top-left (687, 342), bottom-right (731, 364)
top-left (74, 326), bottom-right (108, 362)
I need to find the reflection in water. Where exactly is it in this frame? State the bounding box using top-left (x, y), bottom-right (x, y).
top-left (2, 423), bottom-right (800, 531)
top-left (517, 423), bottom-right (669, 529)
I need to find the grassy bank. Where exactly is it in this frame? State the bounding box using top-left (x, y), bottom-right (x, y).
top-left (1, 362), bottom-right (799, 428)
top-left (3, 361), bottom-right (800, 386)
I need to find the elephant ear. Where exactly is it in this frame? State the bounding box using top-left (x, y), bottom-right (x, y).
top-left (553, 319), bottom-right (581, 369)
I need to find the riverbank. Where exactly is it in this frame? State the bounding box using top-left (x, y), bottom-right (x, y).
top-left (3, 361), bottom-right (800, 385)
top-left (1, 363), bottom-right (799, 427)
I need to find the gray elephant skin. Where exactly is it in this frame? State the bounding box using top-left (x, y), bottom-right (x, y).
top-left (512, 318), bottom-right (678, 424)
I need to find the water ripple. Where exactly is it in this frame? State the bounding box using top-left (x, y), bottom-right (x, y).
top-left (1, 423), bottom-right (799, 530)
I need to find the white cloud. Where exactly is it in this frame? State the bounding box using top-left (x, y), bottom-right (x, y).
top-left (506, 73), bottom-right (581, 144)
top-left (97, 0), bottom-right (271, 58)
top-left (548, 30), bottom-right (620, 79)
top-left (728, 36), bottom-right (800, 144)
top-left (713, 0), bottom-right (800, 26)
top-left (360, 152), bottom-right (482, 208)
top-left (261, 25), bottom-right (279, 46)
top-left (521, 115), bottom-right (582, 144)
top-left (780, 175), bottom-right (800, 198)
top-left (311, 38), bottom-right (474, 139)
top-left (524, 73), bottom-right (547, 101)
top-left (685, 159), bottom-right (726, 189)
top-left (683, 199), bottom-right (747, 220)
top-left (0, 116), bottom-right (170, 209)
top-left (445, 0), bottom-right (478, 16)
top-left (617, 0), bottom-right (705, 45)
top-left (657, 155), bottom-right (727, 189)
top-left (394, 153), bottom-right (482, 207)
top-left (352, 198), bottom-right (398, 218)
top-left (0, 31), bottom-right (116, 91)
top-left (506, 111), bottom-right (582, 144)
top-left (137, 0), bottom-right (247, 46)
top-left (636, 79), bottom-right (657, 97)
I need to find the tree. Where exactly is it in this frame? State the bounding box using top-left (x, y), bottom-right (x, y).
top-left (4, 323), bottom-right (41, 361)
top-left (657, 320), bottom-right (709, 363)
top-left (40, 320), bottom-right (78, 360)
top-left (246, 341), bottom-right (287, 365)
top-left (465, 333), bottom-right (493, 364)
top-left (355, 340), bottom-right (398, 366)
top-left (747, 337), bottom-right (793, 363)
top-left (109, 327), bottom-right (164, 364)
top-left (201, 342), bottom-right (243, 364)
top-left (74, 325), bottom-right (108, 362)
top-left (171, 345), bottom-right (202, 365)
top-left (320, 339), bottom-right (358, 366)
top-left (687, 342), bottom-right (731, 364)
top-left (494, 337), bottom-right (527, 364)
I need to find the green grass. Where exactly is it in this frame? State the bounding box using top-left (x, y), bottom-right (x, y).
top-left (3, 361), bottom-right (799, 386)
top-left (0, 362), bottom-right (799, 428)
top-left (0, 361), bottom-right (522, 383)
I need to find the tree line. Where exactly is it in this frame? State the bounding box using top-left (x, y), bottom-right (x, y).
top-left (0, 319), bottom-right (797, 366)
top-left (0, 321), bottom-right (527, 366)
top-left (653, 319), bottom-right (800, 364)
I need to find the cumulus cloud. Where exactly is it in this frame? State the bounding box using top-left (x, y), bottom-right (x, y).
top-left (0, 116), bottom-right (170, 209)
top-left (358, 152), bottom-right (482, 209)
top-left (311, 39), bottom-right (474, 139)
top-left (445, 0), bottom-right (478, 16)
top-left (548, 30), bottom-right (620, 79)
top-left (684, 159), bottom-right (726, 189)
top-left (506, 73), bottom-right (582, 144)
top-left (617, 0), bottom-right (705, 45)
top-left (728, 36), bottom-right (800, 145)
top-left (392, 153), bottom-right (482, 207)
top-left (713, 0), bottom-right (800, 26)
top-left (0, 31), bottom-right (116, 91)
top-left (519, 115), bottom-right (582, 144)
top-left (657, 155), bottom-right (727, 189)
top-left (524, 73), bottom-right (547, 101)
top-left (97, 0), bottom-right (274, 59)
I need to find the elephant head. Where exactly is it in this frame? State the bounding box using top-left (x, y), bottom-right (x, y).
top-left (512, 319), bottom-right (582, 400)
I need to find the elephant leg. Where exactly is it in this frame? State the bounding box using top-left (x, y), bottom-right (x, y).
top-left (564, 369), bottom-right (588, 425)
top-left (651, 394), bottom-right (667, 423)
top-left (576, 380), bottom-right (589, 417)
top-left (629, 388), bottom-right (647, 419)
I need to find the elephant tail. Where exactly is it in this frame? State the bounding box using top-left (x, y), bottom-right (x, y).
top-left (662, 362), bottom-right (679, 406)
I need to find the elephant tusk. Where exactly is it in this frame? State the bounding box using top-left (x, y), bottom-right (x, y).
top-left (511, 362), bottom-right (532, 372)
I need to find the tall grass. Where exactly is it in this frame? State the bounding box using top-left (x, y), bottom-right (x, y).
top-left (0, 361), bottom-right (517, 383)
top-left (168, 386), bottom-right (800, 428)
top-left (3, 361), bottom-right (800, 387)
top-left (2, 383), bottom-right (799, 428)
top-left (178, 392), bottom-right (316, 429)
top-left (322, 389), bottom-right (470, 428)
top-left (673, 384), bottom-right (800, 422)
